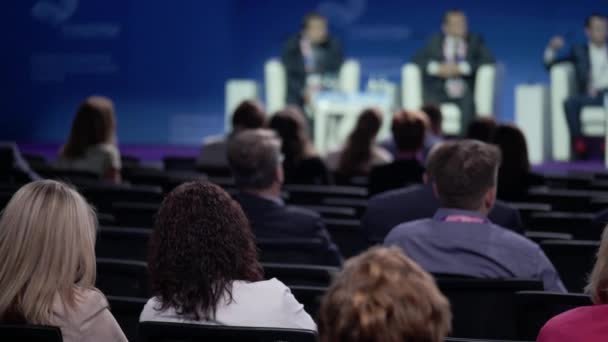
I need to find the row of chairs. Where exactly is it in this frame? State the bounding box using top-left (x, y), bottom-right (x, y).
top-left (93, 256), bottom-right (593, 341)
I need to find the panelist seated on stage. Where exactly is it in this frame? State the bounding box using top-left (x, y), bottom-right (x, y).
top-left (282, 12), bottom-right (344, 107)
top-left (412, 9), bottom-right (495, 131)
top-left (544, 13), bottom-right (608, 158)
top-left (384, 140), bottom-right (565, 292)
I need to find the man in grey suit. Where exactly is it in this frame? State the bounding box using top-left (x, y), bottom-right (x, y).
top-left (384, 140), bottom-right (565, 292)
top-left (413, 10), bottom-right (495, 132)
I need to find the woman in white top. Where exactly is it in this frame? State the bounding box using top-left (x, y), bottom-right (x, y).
top-left (326, 108), bottom-right (392, 180)
top-left (56, 96), bottom-right (121, 183)
top-left (0, 180), bottom-right (127, 342)
top-left (140, 180), bottom-right (316, 331)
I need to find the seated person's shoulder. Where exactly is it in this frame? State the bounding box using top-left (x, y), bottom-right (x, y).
top-left (538, 305), bottom-right (604, 341)
top-left (284, 204), bottom-right (322, 221)
top-left (54, 288), bottom-right (109, 324)
top-left (370, 183), bottom-right (424, 202)
top-left (202, 134), bottom-right (226, 147)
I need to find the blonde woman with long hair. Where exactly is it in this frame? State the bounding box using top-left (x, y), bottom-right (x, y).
top-left (0, 180), bottom-right (127, 341)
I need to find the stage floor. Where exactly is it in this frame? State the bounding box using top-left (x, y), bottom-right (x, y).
top-left (17, 143), bottom-right (607, 174)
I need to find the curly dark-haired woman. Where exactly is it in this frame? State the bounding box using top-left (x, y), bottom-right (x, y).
top-left (139, 181), bottom-right (316, 330)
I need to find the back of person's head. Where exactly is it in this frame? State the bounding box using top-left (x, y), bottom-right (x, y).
top-left (466, 117), bottom-right (497, 143)
top-left (391, 110), bottom-right (428, 154)
top-left (431, 140), bottom-right (501, 211)
top-left (62, 95), bottom-right (116, 159)
top-left (421, 104), bottom-right (443, 135)
top-left (269, 107), bottom-right (315, 165)
top-left (319, 247), bottom-right (451, 342)
top-left (0, 180), bottom-right (97, 324)
top-left (227, 129), bottom-right (283, 191)
top-left (492, 124), bottom-right (530, 177)
top-left (337, 108), bottom-right (383, 176)
top-left (231, 100), bottom-right (266, 132)
top-left (149, 181), bottom-right (263, 321)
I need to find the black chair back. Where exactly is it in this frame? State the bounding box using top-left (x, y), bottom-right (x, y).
top-left (82, 184), bottom-right (163, 213)
top-left (96, 227), bottom-right (151, 261)
top-left (539, 240), bottom-right (600, 292)
top-left (96, 258), bottom-right (149, 298)
top-left (257, 238), bottom-right (342, 266)
top-left (138, 321), bottom-right (317, 342)
top-left (436, 277), bottom-right (543, 340)
top-left (112, 202), bottom-right (160, 228)
top-left (0, 324), bottom-right (62, 341)
top-left (285, 185), bottom-right (368, 205)
top-left (324, 218), bottom-right (371, 258)
top-left (163, 156), bottom-right (197, 171)
top-left (515, 291), bottom-right (592, 341)
top-left (108, 296), bottom-right (148, 342)
top-left (528, 212), bottom-right (598, 239)
top-left (262, 263), bottom-right (338, 287)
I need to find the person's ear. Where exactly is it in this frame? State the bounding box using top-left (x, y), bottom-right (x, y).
top-left (276, 164), bottom-right (285, 185)
top-left (484, 187), bottom-right (497, 211)
top-left (432, 182), bottom-right (440, 199)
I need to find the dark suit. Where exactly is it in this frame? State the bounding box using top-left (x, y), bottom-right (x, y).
top-left (361, 184), bottom-right (523, 242)
top-left (281, 34), bottom-right (344, 106)
top-left (546, 44), bottom-right (607, 139)
top-left (413, 33), bottom-right (495, 131)
top-left (368, 159), bottom-right (425, 195)
top-left (233, 192), bottom-right (342, 264)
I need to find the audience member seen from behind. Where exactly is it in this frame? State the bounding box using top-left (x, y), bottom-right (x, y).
top-left (141, 180), bottom-right (316, 330)
top-left (466, 116), bottom-right (497, 142)
top-left (319, 247), bottom-right (451, 342)
top-left (0, 142), bottom-right (40, 183)
top-left (269, 107), bottom-right (331, 185)
top-left (227, 129), bottom-right (342, 266)
top-left (384, 140), bottom-right (565, 292)
top-left (0, 180), bottom-right (127, 341)
top-left (492, 124), bottom-right (544, 201)
top-left (326, 108), bottom-right (392, 181)
top-left (361, 142), bottom-right (524, 243)
top-left (369, 110), bottom-right (427, 195)
top-left (538, 225), bottom-right (608, 342)
top-left (56, 96), bottom-right (121, 183)
top-left (197, 100), bottom-right (266, 170)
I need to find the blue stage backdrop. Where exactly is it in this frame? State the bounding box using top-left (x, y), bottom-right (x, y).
top-left (2, 0), bottom-right (604, 145)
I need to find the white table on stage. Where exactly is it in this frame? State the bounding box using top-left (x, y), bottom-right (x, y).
top-left (311, 91), bottom-right (393, 154)
top-left (515, 84), bottom-right (551, 164)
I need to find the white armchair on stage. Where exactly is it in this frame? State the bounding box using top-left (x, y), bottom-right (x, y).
top-left (550, 62), bottom-right (606, 161)
top-left (264, 58), bottom-right (361, 114)
top-left (401, 63), bottom-right (499, 135)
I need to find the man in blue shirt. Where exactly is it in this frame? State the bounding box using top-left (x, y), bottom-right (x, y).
top-left (384, 140), bottom-right (565, 292)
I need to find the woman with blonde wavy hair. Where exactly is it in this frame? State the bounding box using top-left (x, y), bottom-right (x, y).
top-left (538, 226), bottom-right (608, 342)
top-left (0, 180), bottom-right (126, 342)
top-left (319, 247), bottom-right (451, 342)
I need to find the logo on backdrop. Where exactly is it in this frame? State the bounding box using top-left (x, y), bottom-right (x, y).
top-left (318, 0), bottom-right (366, 27)
top-left (31, 0), bottom-right (79, 26)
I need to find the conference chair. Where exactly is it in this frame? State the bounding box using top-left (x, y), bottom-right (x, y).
top-left (550, 62), bottom-right (606, 161)
top-left (515, 291), bottom-right (592, 341)
top-left (96, 258), bottom-right (149, 298)
top-left (108, 296), bottom-right (148, 342)
top-left (0, 324), bottom-right (63, 342)
top-left (112, 202), bottom-right (160, 228)
top-left (435, 277), bottom-right (543, 340)
top-left (256, 238), bottom-right (342, 267)
top-left (264, 58), bottom-right (360, 114)
top-left (527, 211), bottom-right (598, 239)
top-left (96, 227), bottom-right (151, 261)
top-left (81, 183), bottom-right (163, 213)
top-left (539, 240), bottom-right (600, 292)
top-left (138, 321), bottom-right (317, 342)
top-left (402, 63), bottom-right (500, 135)
top-left (324, 218), bottom-right (371, 258)
top-left (526, 188), bottom-right (598, 212)
top-left (524, 231), bottom-right (572, 244)
top-left (262, 263), bottom-right (338, 287)
top-left (163, 156), bottom-right (197, 171)
top-left (284, 184), bottom-right (368, 205)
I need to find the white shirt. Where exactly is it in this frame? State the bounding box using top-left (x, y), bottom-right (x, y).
top-left (55, 143), bottom-right (121, 177)
top-left (589, 43), bottom-right (608, 92)
top-left (139, 278), bottom-right (316, 331)
top-left (427, 36), bottom-right (472, 76)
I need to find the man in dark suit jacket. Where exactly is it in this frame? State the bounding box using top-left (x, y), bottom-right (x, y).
top-left (413, 10), bottom-right (495, 132)
top-left (369, 110), bottom-right (427, 195)
top-left (545, 14), bottom-right (608, 158)
top-left (363, 139), bottom-right (523, 243)
top-left (282, 13), bottom-right (344, 107)
top-left (227, 128), bottom-right (342, 265)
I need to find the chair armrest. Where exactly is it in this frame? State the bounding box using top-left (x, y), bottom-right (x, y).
top-left (402, 63), bottom-right (423, 110)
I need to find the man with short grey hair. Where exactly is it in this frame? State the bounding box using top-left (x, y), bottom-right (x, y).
top-left (228, 129), bottom-right (342, 265)
top-left (384, 140), bottom-right (565, 292)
